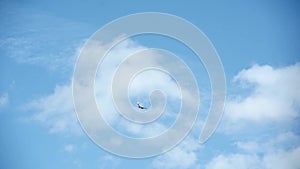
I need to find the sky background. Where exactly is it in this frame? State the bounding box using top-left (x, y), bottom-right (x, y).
top-left (0, 0), bottom-right (300, 169)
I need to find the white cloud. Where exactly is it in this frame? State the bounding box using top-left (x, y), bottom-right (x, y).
top-left (236, 132), bottom-right (300, 153)
top-left (0, 93), bottom-right (9, 108)
top-left (205, 147), bottom-right (300, 169)
top-left (206, 131), bottom-right (300, 169)
top-left (92, 38), bottom-right (188, 139)
top-left (152, 137), bottom-right (201, 169)
top-left (26, 38), bottom-right (185, 140)
top-left (235, 141), bottom-right (261, 153)
top-left (205, 63), bottom-right (300, 169)
top-left (205, 153), bottom-right (261, 169)
top-left (27, 85), bottom-right (82, 136)
top-left (64, 144), bottom-right (75, 152)
top-left (262, 147), bottom-right (300, 169)
top-left (225, 63), bottom-right (300, 124)
top-left (99, 155), bottom-right (121, 169)
top-left (24, 33), bottom-right (199, 159)
top-left (129, 69), bottom-right (180, 100)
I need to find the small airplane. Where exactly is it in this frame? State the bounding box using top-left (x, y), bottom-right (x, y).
top-left (137, 102), bottom-right (147, 109)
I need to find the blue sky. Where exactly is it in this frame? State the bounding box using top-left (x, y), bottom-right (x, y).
top-left (0, 0), bottom-right (300, 169)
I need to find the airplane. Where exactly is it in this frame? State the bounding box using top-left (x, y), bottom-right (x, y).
top-left (137, 102), bottom-right (146, 109)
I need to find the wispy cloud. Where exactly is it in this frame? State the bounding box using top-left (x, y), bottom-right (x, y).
top-left (235, 131), bottom-right (300, 154)
top-left (64, 144), bottom-right (76, 152)
top-left (99, 155), bottom-right (121, 169)
top-left (26, 84), bottom-right (82, 136)
top-left (0, 3), bottom-right (91, 72)
top-left (0, 93), bottom-right (9, 108)
top-left (205, 153), bottom-right (261, 169)
top-left (152, 137), bottom-right (201, 169)
top-left (205, 146), bottom-right (300, 169)
top-left (205, 131), bottom-right (300, 169)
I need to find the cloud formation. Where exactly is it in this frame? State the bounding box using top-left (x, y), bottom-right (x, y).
top-left (27, 38), bottom-right (184, 140)
top-left (225, 63), bottom-right (300, 124)
top-left (206, 131), bottom-right (300, 169)
top-left (25, 34), bottom-right (300, 167)
top-left (207, 63), bottom-right (300, 169)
